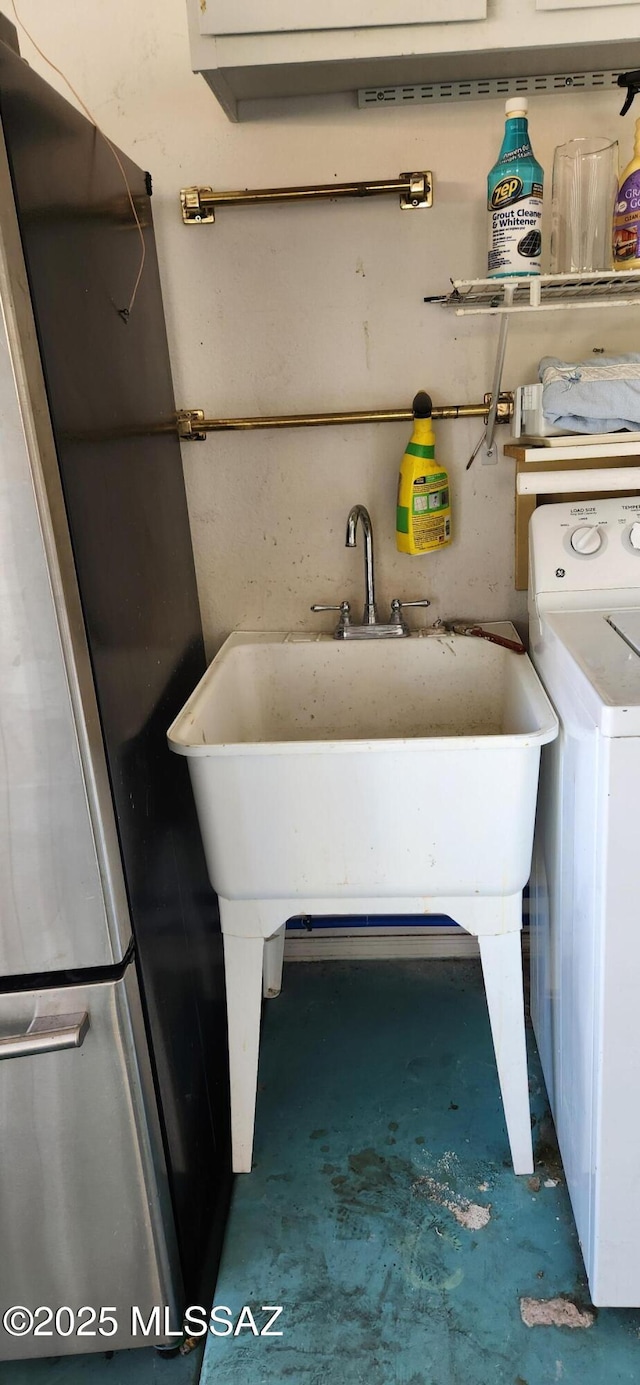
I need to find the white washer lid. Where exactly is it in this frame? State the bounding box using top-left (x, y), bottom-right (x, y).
top-left (543, 608), bottom-right (640, 735)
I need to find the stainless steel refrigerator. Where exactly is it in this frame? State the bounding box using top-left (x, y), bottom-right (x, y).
top-left (0, 20), bottom-right (230, 1360)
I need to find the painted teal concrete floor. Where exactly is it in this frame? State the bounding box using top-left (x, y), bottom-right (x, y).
top-left (4, 959), bottom-right (640, 1384)
top-left (203, 959), bottom-right (640, 1385)
top-left (0, 1345), bottom-right (202, 1384)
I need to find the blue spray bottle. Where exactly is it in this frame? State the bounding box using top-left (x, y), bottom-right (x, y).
top-left (488, 97), bottom-right (544, 277)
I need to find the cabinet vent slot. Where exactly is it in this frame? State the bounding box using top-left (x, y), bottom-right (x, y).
top-left (358, 70), bottom-right (620, 107)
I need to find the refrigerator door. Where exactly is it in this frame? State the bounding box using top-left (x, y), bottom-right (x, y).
top-left (0, 36), bottom-right (231, 1298)
top-left (0, 113), bottom-right (131, 976)
top-left (0, 33), bottom-right (231, 1301)
top-left (0, 964), bottom-right (181, 1359)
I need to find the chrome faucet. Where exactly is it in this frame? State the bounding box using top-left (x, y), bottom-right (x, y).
top-left (312, 503), bottom-right (431, 639)
top-left (345, 504), bottom-right (377, 625)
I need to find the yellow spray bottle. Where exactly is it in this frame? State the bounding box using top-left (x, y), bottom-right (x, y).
top-left (396, 391), bottom-right (452, 555)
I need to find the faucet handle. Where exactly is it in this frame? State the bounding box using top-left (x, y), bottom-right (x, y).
top-left (390, 601), bottom-right (429, 634)
top-left (390, 595), bottom-right (429, 612)
top-left (311, 600), bottom-right (351, 637)
top-left (311, 601), bottom-right (350, 616)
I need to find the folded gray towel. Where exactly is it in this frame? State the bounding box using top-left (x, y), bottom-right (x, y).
top-left (540, 354), bottom-right (640, 433)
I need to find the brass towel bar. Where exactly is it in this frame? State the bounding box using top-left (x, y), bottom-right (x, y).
top-left (176, 394), bottom-right (514, 439)
top-left (180, 172), bottom-right (433, 223)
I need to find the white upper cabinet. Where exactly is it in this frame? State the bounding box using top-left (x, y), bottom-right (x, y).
top-left (187, 0), bottom-right (640, 118)
top-left (201, 0), bottom-right (486, 37)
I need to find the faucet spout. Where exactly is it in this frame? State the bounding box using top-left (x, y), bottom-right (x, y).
top-left (346, 504), bottom-right (377, 625)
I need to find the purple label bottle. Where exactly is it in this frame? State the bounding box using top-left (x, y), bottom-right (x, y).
top-left (614, 118), bottom-right (640, 269)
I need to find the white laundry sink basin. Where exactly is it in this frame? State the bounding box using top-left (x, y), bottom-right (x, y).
top-left (169, 623), bottom-right (557, 1180)
top-left (168, 626), bottom-right (557, 902)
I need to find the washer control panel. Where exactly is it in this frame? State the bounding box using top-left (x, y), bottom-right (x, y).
top-left (530, 495), bottom-right (640, 598)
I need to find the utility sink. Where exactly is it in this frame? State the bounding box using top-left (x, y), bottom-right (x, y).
top-left (168, 625), bottom-right (557, 902)
top-left (168, 622), bottom-right (558, 1178)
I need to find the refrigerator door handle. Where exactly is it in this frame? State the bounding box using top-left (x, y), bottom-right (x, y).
top-left (0, 1011), bottom-right (90, 1059)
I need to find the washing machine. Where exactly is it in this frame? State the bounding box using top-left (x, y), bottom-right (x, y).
top-left (529, 494), bottom-right (640, 1307)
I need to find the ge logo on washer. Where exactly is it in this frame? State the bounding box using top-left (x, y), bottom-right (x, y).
top-left (556, 568), bottom-right (566, 578)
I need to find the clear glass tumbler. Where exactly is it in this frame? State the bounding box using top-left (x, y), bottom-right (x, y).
top-left (550, 137), bottom-right (618, 274)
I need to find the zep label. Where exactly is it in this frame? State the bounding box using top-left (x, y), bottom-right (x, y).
top-left (488, 173), bottom-right (543, 275)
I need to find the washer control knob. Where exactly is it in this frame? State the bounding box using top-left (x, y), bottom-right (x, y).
top-left (571, 525), bottom-right (602, 555)
top-left (630, 522), bottom-right (640, 550)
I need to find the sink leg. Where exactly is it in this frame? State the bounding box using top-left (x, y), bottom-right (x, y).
top-left (478, 929), bottom-right (534, 1176)
top-left (263, 925), bottom-right (286, 999)
top-left (222, 932), bottom-right (264, 1174)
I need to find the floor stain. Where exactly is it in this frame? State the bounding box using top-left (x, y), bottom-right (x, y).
top-left (414, 1175), bottom-right (492, 1230)
top-left (534, 1114), bottom-right (564, 1183)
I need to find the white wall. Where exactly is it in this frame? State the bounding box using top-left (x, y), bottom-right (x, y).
top-left (14, 1), bottom-right (640, 652)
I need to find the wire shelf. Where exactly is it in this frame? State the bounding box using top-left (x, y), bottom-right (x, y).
top-left (426, 270), bottom-right (640, 315)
